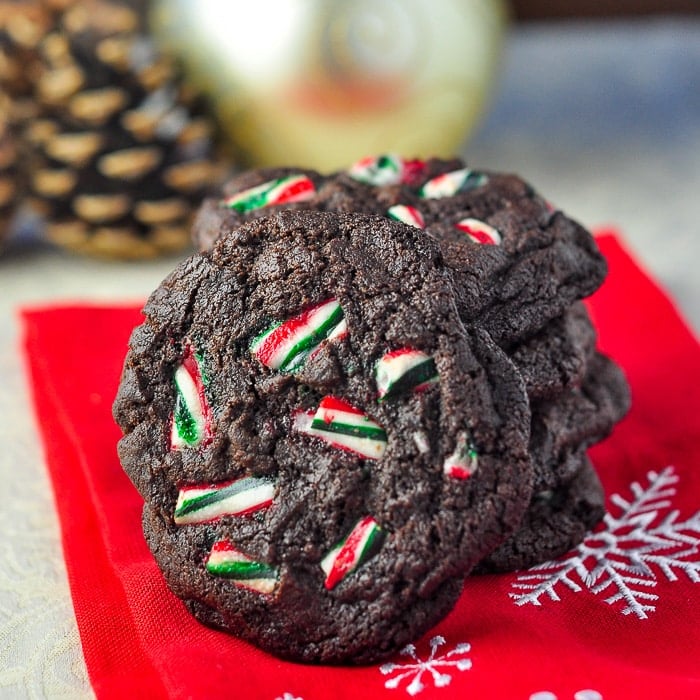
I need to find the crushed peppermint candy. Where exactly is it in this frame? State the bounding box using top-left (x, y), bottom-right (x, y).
top-left (294, 396), bottom-right (387, 460)
top-left (320, 516), bottom-right (385, 589)
top-left (220, 174), bottom-right (315, 213)
top-left (413, 431), bottom-right (430, 454)
top-left (443, 432), bottom-right (478, 479)
top-left (375, 348), bottom-right (438, 401)
top-left (454, 218), bottom-right (502, 245)
top-left (387, 204), bottom-right (425, 229)
top-left (347, 154), bottom-right (425, 186)
top-left (326, 318), bottom-right (348, 341)
top-left (171, 343), bottom-right (212, 450)
top-left (206, 540), bottom-right (278, 594)
top-left (250, 299), bottom-right (345, 373)
top-left (174, 476), bottom-right (275, 525)
top-left (419, 168), bottom-right (488, 199)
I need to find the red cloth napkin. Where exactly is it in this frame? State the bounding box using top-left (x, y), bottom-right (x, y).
top-left (21, 232), bottom-right (700, 700)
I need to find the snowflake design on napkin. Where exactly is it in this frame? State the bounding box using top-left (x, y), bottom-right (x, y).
top-left (511, 466), bottom-right (700, 618)
top-left (379, 635), bottom-right (472, 696)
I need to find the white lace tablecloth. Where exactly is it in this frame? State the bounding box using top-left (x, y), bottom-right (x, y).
top-left (1, 19), bottom-right (698, 699)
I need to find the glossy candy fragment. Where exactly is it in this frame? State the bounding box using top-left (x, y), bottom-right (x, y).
top-left (325, 318), bottom-right (348, 341)
top-left (320, 516), bottom-right (385, 590)
top-left (174, 476), bottom-right (275, 525)
top-left (386, 204), bottom-right (425, 229)
top-left (443, 432), bottom-right (478, 479)
top-left (375, 348), bottom-right (438, 400)
top-left (294, 396), bottom-right (387, 460)
top-left (221, 174), bottom-right (315, 213)
top-left (454, 218), bottom-right (502, 245)
top-left (250, 299), bottom-right (345, 372)
top-left (419, 168), bottom-right (488, 199)
top-left (413, 431), bottom-right (430, 454)
top-left (347, 154), bottom-right (425, 186)
top-left (171, 344), bottom-right (212, 449)
top-left (206, 540), bottom-right (278, 594)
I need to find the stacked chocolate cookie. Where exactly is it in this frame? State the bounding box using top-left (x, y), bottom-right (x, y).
top-left (192, 156), bottom-right (631, 572)
top-left (115, 210), bottom-right (535, 664)
top-left (114, 156), bottom-right (629, 664)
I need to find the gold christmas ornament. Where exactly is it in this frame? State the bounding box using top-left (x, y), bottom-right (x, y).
top-left (151, 0), bottom-right (506, 171)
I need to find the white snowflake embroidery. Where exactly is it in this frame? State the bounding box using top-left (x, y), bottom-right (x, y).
top-left (511, 466), bottom-right (700, 618)
top-left (379, 635), bottom-right (472, 696)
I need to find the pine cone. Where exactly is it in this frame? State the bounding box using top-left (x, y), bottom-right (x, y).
top-left (0, 93), bottom-right (20, 246)
top-left (0, 1), bottom-right (50, 100)
top-left (0, 2), bottom-right (55, 243)
top-left (25, 0), bottom-right (225, 259)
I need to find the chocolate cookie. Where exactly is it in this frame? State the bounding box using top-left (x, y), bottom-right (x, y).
top-left (193, 166), bottom-right (324, 252)
top-left (476, 352), bottom-right (628, 573)
top-left (477, 457), bottom-right (605, 573)
top-left (114, 210), bottom-right (533, 664)
top-left (192, 156), bottom-right (607, 344)
top-left (508, 302), bottom-right (597, 400)
top-left (529, 351), bottom-right (631, 491)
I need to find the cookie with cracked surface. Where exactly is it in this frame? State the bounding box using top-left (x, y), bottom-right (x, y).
top-left (476, 351), bottom-right (628, 573)
top-left (529, 351), bottom-right (630, 492)
top-left (193, 166), bottom-right (324, 252)
top-left (192, 157), bottom-right (607, 344)
top-left (508, 302), bottom-right (597, 401)
top-left (477, 457), bottom-right (605, 573)
top-left (113, 210), bottom-right (533, 664)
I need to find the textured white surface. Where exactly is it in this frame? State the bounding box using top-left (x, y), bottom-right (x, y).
top-left (0, 19), bottom-right (698, 699)
top-left (0, 248), bottom-right (175, 700)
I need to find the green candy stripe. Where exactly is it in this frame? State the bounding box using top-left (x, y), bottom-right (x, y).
top-left (173, 397), bottom-right (199, 446)
top-left (221, 174), bottom-right (314, 213)
top-left (419, 168), bottom-right (488, 199)
top-left (206, 541), bottom-right (279, 594)
top-left (310, 417), bottom-right (387, 441)
top-left (171, 346), bottom-right (211, 449)
top-left (294, 397), bottom-right (387, 459)
top-left (387, 359), bottom-right (437, 397)
top-left (277, 304), bottom-right (344, 372)
top-left (321, 516), bottom-right (386, 589)
top-left (174, 476), bottom-right (274, 524)
top-left (251, 299), bottom-right (344, 372)
top-left (207, 559), bottom-right (277, 580)
top-left (347, 154), bottom-right (403, 185)
top-left (376, 350), bottom-right (438, 401)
